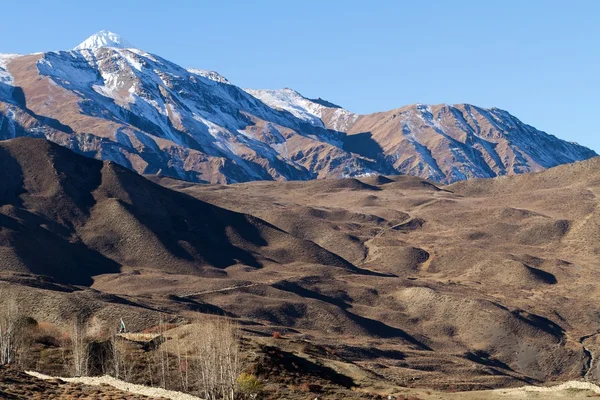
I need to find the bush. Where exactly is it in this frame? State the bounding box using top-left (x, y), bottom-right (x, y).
top-left (237, 373), bottom-right (262, 399)
top-left (35, 322), bottom-right (63, 347)
top-left (297, 382), bottom-right (322, 393)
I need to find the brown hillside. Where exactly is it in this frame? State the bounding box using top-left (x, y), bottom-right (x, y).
top-left (0, 137), bottom-right (353, 286)
top-left (2, 139), bottom-right (600, 391)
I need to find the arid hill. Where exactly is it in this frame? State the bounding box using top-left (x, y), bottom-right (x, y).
top-left (152, 154), bottom-right (600, 389)
top-left (2, 137), bottom-right (600, 393)
top-left (0, 137), bottom-right (352, 286)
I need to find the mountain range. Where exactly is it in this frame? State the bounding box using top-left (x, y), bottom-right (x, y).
top-left (0, 30), bottom-right (595, 184)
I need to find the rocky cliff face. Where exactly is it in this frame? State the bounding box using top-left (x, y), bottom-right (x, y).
top-left (0, 31), bottom-right (595, 183)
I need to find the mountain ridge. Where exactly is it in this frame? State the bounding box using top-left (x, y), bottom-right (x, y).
top-left (0, 31), bottom-right (595, 184)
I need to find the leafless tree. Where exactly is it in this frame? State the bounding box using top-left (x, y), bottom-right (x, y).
top-left (156, 315), bottom-right (171, 389)
top-left (191, 318), bottom-right (241, 400)
top-left (0, 300), bottom-right (21, 365)
top-left (66, 316), bottom-right (90, 377)
top-left (175, 336), bottom-right (189, 392)
top-left (110, 330), bottom-right (135, 381)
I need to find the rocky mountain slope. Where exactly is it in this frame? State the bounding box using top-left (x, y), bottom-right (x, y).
top-left (0, 31), bottom-right (595, 184)
top-left (249, 89), bottom-right (597, 182)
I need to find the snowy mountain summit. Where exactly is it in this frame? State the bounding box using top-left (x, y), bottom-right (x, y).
top-left (73, 30), bottom-right (134, 50)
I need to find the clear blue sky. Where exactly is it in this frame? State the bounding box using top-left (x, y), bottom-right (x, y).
top-left (1, 0), bottom-right (598, 150)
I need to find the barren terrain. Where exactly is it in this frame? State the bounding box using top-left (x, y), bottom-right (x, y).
top-left (2, 137), bottom-right (600, 397)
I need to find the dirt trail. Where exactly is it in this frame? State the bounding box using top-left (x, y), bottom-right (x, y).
top-left (22, 370), bottom-right (600, 400)
top-left (26, 371), bottom-right (202, 400)
top-left (182, 283), bottom-right (264, 298)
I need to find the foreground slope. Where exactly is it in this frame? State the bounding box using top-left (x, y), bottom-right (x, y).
top-left (0, 31), bottom-right (595, 184)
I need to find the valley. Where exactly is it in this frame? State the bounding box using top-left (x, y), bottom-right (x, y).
top-left (1, 136), bottom-right (600, 398)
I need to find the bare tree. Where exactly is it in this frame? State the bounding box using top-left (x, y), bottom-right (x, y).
top-left (0, 300), bottom-right (21, 365)
top-left (110, 330), bottom-right (135, 381)
top-left (145, 351), bottom-right (155, 388)
top-left (191, 318), bottom-right (241, 400)
top-left (175, 336), bottom-right (189, 392)
top-left (156, 315), bottom-right (171, 389)
top-left (67, 316), bottom-right (90, 377)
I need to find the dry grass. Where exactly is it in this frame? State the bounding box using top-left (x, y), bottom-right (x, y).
top-left (297, 382), bottom-right (322, 393)
top-left (143, 324), bottom-right (180, 334)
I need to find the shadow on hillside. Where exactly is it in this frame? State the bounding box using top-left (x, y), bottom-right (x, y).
top-left (343, 131), bottom-right (385, 160)
top-left (273, 281), bottom-right (431, 350)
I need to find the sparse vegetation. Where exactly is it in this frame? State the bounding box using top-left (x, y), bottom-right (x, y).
top-left (109, 330), bottom-right (135, 382)
top-left (191, 318), bottom-right (241, 400)
top-left (237, 372), bottom-right (262, 399)
top-left (297, 382), bottom-right (322, 393)
top-left (26, 316), bottom-right (250, 399)
top-left (143, 323), bottom-right (179, 334)
top-left (63, 316), bottom-right (90, 377)
top-left (0, 300), bottom-right (31, 366)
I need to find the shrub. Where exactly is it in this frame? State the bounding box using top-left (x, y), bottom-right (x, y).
top-left (237, 372), bottom-right (262, 399)
top-left (297, 382), bottom-right (322, 393)
top-left (35, 322), bottom-right (63, 347)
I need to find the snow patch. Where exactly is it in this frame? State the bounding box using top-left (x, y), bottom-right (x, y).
top-left (246, 88), bottom-right (359, 132)
top-left (0, 54), bottom-right (19, 81)
top-left (245, 88), bottom-right (327, 128)
top-left (188, 69), bottom-right (231, 84)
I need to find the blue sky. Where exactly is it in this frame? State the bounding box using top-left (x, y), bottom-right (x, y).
top-left (1, 0), bottom-right (598, 150)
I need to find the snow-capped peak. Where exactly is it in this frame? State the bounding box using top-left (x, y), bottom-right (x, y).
top-left (74, 30), bottom-right (135, 51)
